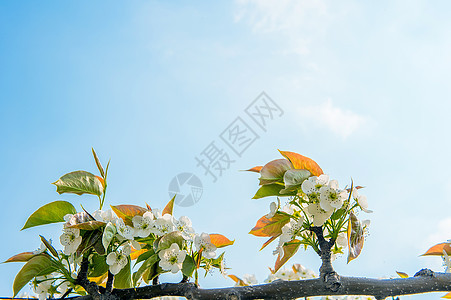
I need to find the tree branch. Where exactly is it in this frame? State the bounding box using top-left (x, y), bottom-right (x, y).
top-left (310, 226), bottom-right (340, 292)
top-left (64, 271), bottom-right (451, 300)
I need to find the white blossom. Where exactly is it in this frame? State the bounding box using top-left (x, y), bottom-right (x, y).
top-left (60, 228), bottom-right (82, 255)
top-left (152, 214), bottom-right (175, 236)
top-left (132, 211), bottom-right (155, 237)
top-left (174, 216), bottom-right (195, 241)
top-left (115, 218), bottom-right (136, 240)
top-left (158, 243), bottom-right (186, 274)
top-left (194, 232), bottom-right (217, 259)
top-left (106, 245), bottom-right (131, 275)
top-left (319, 180), bottom-right (348, 212)
top-left (266, 202), bottom-right (278, 219)
top-left (307, 203), bottom-right (333, 226)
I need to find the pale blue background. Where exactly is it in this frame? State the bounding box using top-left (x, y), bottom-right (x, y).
top-left (1, 1), bottom-right (451, 299)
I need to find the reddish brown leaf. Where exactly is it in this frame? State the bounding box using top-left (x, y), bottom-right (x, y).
top-left (274, 240), bottom-right (301, 272)
top-left (162, 196), bottom-right (175, 216)
top-left (4, 252), bottom-right (36, 263)
top-left (209, 234), bottom-right (234, 248)
top-left (259, 159), bottom-right (293, 185)
top-left (278, 150), bottom-right (323, 176)
top-left (260, 235), bottom-right (280, 251)
top-left (347, 212), bottom-right (364, 263)
top-left (422, 243), bottom-right (451, 256)
top-left (249, 213), bottom-right (290, 237)
top-left (68, 220), bottom-right (106, 231)
top-left (111, 205), bottom-right (147, 226)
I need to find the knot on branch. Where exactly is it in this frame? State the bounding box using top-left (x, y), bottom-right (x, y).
top-left (323, 271), bottom-right (341, 292)
top-left (414, 268), bottom-right (435, 278)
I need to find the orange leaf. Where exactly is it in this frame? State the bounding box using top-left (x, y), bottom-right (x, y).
top-left (245, 166), bottom-right (263, 173)
top-left (96, 176), bottom-right (105, 188)
top-left (442, 292), bottom-right (451, 299)
top-left (209, 234), bottom-right (234, 248)
top-left (249, 212), bottom-right (290, 237)
top-left (274, 240), bottom-right (301, 272)
top-left (228, 275), bottom-right (247, 286)
top-left (278, 150), bottom-right (323, 176)
top-left (111, 205), bottom-right (148, 226)
top-left (130, 248), bottom-right (147, 260)
top-left (396, 271), bottom-right (408, 278)
top-left (422, 242), bottom-right (451, 256)
top-left (162, 195), bottom-right (175, 216)
top-left (4, 252), bottom-right (35, 263)
top-left (260, 235), bottom-right (280, 251)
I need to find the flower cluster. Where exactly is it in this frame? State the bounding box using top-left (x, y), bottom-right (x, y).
top-left (248, 151), bottom-right (372, 271)
top-left (7, 150), bottom-right (232, 299)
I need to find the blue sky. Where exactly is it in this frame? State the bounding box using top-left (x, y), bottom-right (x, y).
top-left (1, 1), bottom-right (451, 298)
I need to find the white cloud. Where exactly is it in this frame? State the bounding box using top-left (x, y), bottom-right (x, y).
top-left (234, 0), bottom-right (329, 55)
top-left (297, 99), bottom-right (369, 139)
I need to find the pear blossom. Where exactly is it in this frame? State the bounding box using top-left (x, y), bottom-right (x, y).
top-left (158, 243), bottom-right (186, 273)
top-left (307, 203), bottom-right (333, 226)
top-left (115, 218), bottom-right (136, 240)
top-left (301, 175), bottom-right (330, 201)
top-left (174, 216), bottom-right (195, 241)
top-left (266, 202), bottom-right (278, 219)
top-left (195, 232), bottom-right (217, 259)
top-left (243, 274), bottom-right (258, 285)
top-left (60, 228), bottom-right (82, 255)
top-left (152, 214), bottom-right (175, 236)
top-left (106, 244), bottom-right (131, 275)
top-left (336, 232), bottom-right (348, 249)
top-left (33, 275), bottom-right (53, 300)
top-left (279, 217), bottom-right (305, 244)
top-left (319, 180), bottom-right (348, 212)
top-left (352, 189), bottom-right (372, 213)
top-left (93, 209), bottom-right (118, 222)
top-left (132, 211), bottom-right (155, 237)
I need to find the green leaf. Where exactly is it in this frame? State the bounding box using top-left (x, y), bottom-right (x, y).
top-left (92, 148), bottom-right (105, 178)
top-left (114, 258), bottom-right (132, 289)
top-left (157, 231), bottom-right (184, 251)
top-left (259, 159), bottom-right (293, 185)
top-left (133, 253), bottom-right (158, 286)
top-left (134, 249), bottom-right (155, 267)
top-left (13, 255), bottom-right (58, 297)
top-left (102, 222), bottom-right (116, 252)
top-left (282, 169), bottom-right (310, 189)
top-left (249, 212), bottom-right (291, 237)
top-left (22, 201), bottom-right (77, 230)
top-left (76, 230), bottom-right (102, 256)
top-left (53, 170), bottom-right (104, 196)
top-left (39, 235), bottom-right (58, 257)
top-left (182, 255), bottom-right (195, 278)
top-left (88, 253), bottom-right (109, 278)
top-left (331, 209), bottom-right (346, 221)
top-left (253, 184), bottom-right (295, 199)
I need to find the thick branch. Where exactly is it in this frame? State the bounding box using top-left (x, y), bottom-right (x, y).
top-left (310, 226), bottom-right (340, 291)
top-left (65, 271), bottom-right (451, 300)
